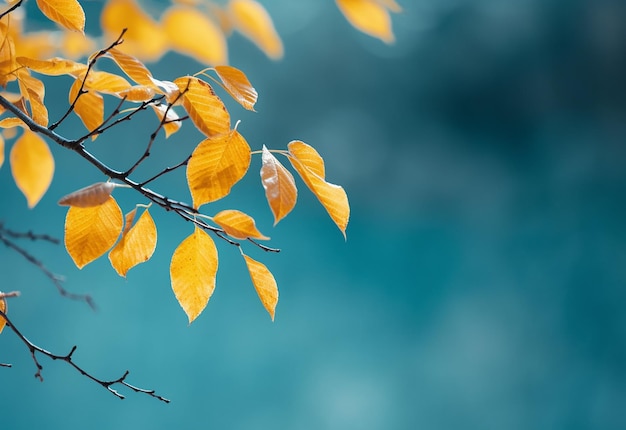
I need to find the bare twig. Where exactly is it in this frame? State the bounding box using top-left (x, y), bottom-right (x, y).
top-left (0, 0), bottom-right (23, 20)
top-left (0, 223), bottom-right (59, 244)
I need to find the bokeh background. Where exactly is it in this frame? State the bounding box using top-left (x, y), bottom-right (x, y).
top-left (2, 0), bottom-right (626, 428)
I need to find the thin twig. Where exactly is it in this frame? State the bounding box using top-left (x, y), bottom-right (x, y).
top-left (0, 0), bottom-right (23, 20)
top-left (0, 223), bottom-right (59, 244)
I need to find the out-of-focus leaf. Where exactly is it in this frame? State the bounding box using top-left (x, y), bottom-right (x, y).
top-left (69, 77), bottom-right (104, 133)
top-left (174, 76), bottom-right (230, 137)
top-left (170, 227), bottom-right (218, 323)
top-left (162, 6), bottom-right (227, 65)
top-left (376, 0), bottom-right (402, 13)
top-left (16, 57), bottom-right (87, 76)
top-left (10, 130), bottom-right (54, 208)
top-left (0, 118), bottom-right (25, 128)
top-left (64, 196), bottom-right (123, 269)
top-left (60, 31), bottom-right (96, 59)
top-left (336, 0), bottom-right (395, 43)
top-left (187, 129), bottom-right (251, 207)
top-left (151, 104), bottom-right (182, 138)
top-left (0, 293), bottom-right (6, 334)
top-left (213, 65), bottom-right (257, 111)
top-left (228, 0), bottom-right (283, 59)
top-left (260, 145), bottom-right (297, 225)
top-left (109, 208), bottom-right (157, 277)
top-left (213, 209), bottom-right (269, 240)
top-left (58, 182), bottom-right (118, 208)
top-left (288, 140), bottom-right (350, 238)
top-left (242, 254), bottom-right (278, 321)
top-left (36, 0), bottom-right (85, 33)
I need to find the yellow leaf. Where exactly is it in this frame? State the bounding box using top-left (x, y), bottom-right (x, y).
top-left (336, 0), bottom-right (395, 43)
top-left (109, 209), bottom-right (157, 277)
top-left (170, 227), bottom-right (218, 323)
top-left (214, 65), bottom-right (257, 111)
top-left (375, 0), bottom-right (402, 13)
top-left (228, 0), bottom-right (283, 59)
top-left (0, 24), bottom-right (17, 87)
top-left (288, 141), bottom-right (350, 238)
top-left (69, 77), bottom-right (104, 133)
top-left (26, 87), bottom-right (48, 126)
top-left (101, 0), bottom-right (167, 61)
top-left (242, 254), bottom-right (278, 321)
top-left (122, 208), bottom-right (137, 235)
top-left (260, 145), bottom-right (297, 225)
top-left (58, 182), bottom-right (118, 208)
top-left (187, 129), bottom-right (251, 207)
top-left (151, 104), bottom-right (181, 138)
top-left (60, 31), bottom-right (96, 59)
top-left (106, 48), bottom-right (156, 88)
top-left (83, 71), bottom-right (132, 94)
top-left (213, 209), bottom-right (268, 240)
top-left (10, 130), bottom-right (54, 208)
top-left (0, 117), bottom-right (25, 128)
top-left (64, 196), bottom-right (123, 269)
top-left (117, 85), bottom-right (156, 102)
top-left (0, 293), bottom-right (6, 334)
top-left (174, 76), bottom-right (230, 138)
top-left (16, 57), bottom-right (87, 77)
top-left (162, 6), bottom-right (227, 65)
top-left (35, 0), bottom-right (85, 33)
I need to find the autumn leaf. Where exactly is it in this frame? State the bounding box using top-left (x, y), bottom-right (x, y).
top-left (16, 57), bottom-right (87, 77)
top-left (335, 0), bottom-right (395, 43)
top-left (228, 0), bottom-right (283, 59)
top-left (0, 294), bottom-right (6, 334)
top-left (260, 145), bottom-right (297, 225)
top-left (58, 182), bottom-right (118, 208)
top-left (242, 253), bottom-right (278, 321)
top-left (186, 129), bottom-right (251, 207)
top-left (174, 76), bottom-right (230, 138)
top-left (287, 141), bottom-right (349, 238)
top-left (151, 104), bottom-right (182, 138)
top-left (10, 130), bottom-right (54, 208)
top-left (82, 71), bottom-right (132, 94)
top-left (69, 77), bottom-right (104, 133)
top-left (36, 0), bottom-right (85, 33)
top-left (64, 197), bottom-right (123, 269)
top-left (213, 65), bottom-right (257, 111)
top-left (213, 209), bottom-right (269, 240)
top-left (170, 227), bottom-right (218, 323)
top-left (106, 48), bottom-right (156, 88)
top-left (117, 85), bottom-right (156, 102)
top-left (109, 208), bottom-right (157, 277)
top-left (60, 31), bottom-right (96, 59)
top-left (162, 6), bottom-right (227, 65)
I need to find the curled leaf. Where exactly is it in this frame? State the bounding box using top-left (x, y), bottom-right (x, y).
top-left (243, 254), bottom-right (278, 321)
top-left (260, 145), bottom-right (297, 225)
top-left (213, 209), bottom-right (269, 240)
top-left (109, 209), bottom-right (157, 277)
top-left (214, 65), bottom-right (257, 111)
top-left (58, 182), bottom-right (118, 208)
top-left (10, 130), bottom-right (54, 208)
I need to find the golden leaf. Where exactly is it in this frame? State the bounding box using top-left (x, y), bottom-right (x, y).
top-left (16, 57), bottom-right (87, 77)
top-left (0, 293), bottom-right (6, 334)
top-left (242, 254), bottom-right (278, 321)
top-left (64, 196), bottom-right (123, 269)
top-left (228, 0), bottom-right (283, 59)
top-left (287, 141), bottom-right (350, 238)
top-left (106, 48), bottom-right (156, 88)
top-left (26, 87), bottom-right (48, 126)
top-left (162, 6), bottom-right (227, 65)
top-left (83, 71), bottom-right (132, 94)
top-left (60, 31), bottom-right (96, 59)
top-left (213, 209), bottom-right (269, 240)
top-left (260, 145), bottom-right (297, 225)
top-left (0, 118), bottom-right (24, 128)
top-left (35, 0), bottom-right (85, 33)
top-left (174, 76), bottom-right (230, 138)
top-left (335, 0), bottom-right (395, 43)
top-left (109, 209), bottom-right (157, 277)
top-left (58, 182), bottom-right (118, 208)
top-left (10, 130), bottom-right (54, 208)
top-left (187, 129), bottom-right (251, 207)
top-left (214, 65), bottom-right (257, 111)
top-left (69, 77), bottom-right (104, 133)
top-left (170, 227), bottom-right (218, 323)
top-left (117, 85), bottom-right (156, 102)
top-left (0, 24), bottom-right (17, 87)
top-left (151, 104), bottom-right (181, 138)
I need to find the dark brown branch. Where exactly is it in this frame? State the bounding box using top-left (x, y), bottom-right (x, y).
top-left (0, 309), bottom-right (169, 403)
top-left (0, 0), bottom-right (22, 20)
top-left (139, 154), bottom-right (191, 186)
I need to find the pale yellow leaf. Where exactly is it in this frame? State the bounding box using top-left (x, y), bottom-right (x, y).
top-left (376, 0), bottom-right (402, 13)
top-left (213, 209), bottom-right (268, 240)
top-left (243, 254), bottom-right (278, 321)
top-left (0, 294), bottom-right (6, 334)
top-left (170, 227), bottom-right (218, 323)
top-left (64, 196), bottom-right (123, 269)
top-left (214, 65), bottom-right (257, 111)
top-left (106, 48), bottom-right (156, 88)
top-left (162, 6), bottom-right (227, 65)
top-left (151, 104), bottom-right (181, 138)
top-left (16, 57), bottom-right (88, 77)
top-left (187, 129), bottom-right (251, 207)
top-left (288, 141), bottom-right (350, 238)
top-left (260, 145), bottom-right (297, 225)
top-left (109, 209), bottom-right (157, 277)
top-left (336, 0), bottom-right (395, 43)
top-left (228, 0), bottom-right (283, 59)
top-left (36, 0), bottom-right (85, 33)
top-left (60, 31), bottom-right (96, 59)
top-left (174, 76), bottom-right (230, 138)
top-left (58, 182), bottom-right (118, 208)
top-left (69, 77), bottom-right (104, 133)
top-left (122, 208), bottom-right (137, 235)
top-left (10, 130), bottom-right (54, 208)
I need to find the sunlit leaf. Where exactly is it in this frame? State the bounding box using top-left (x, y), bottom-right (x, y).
top-left (174, 76), bottom-right (230, 137)
top-left (260, 145), bottom-right (297, 225)
top-left (287, 141), bottom-right (350, 238)
top-left (64, 196), bottom-right (123, 269)
top-left (242, 254), bottom-right (278, 321)
top-left (336, 0), bottom-right (395, 43)
top-left (213, 209), bottom-right (269, 240)
top-left (162, 6), bottom-right (227, 65)
top-left (117, 85), bottom-right (156, 102)
top-left (10, 130), bottom-right (54, 208)
top-left (58, 182), bottom-right (118, 208)
top-left (0, 117), bottom-right (25, 128)
top-left (213, 65), bottom-right (257, 111)
top-left (83, 71), bottom-right (132, 94)
top-left (69, 77), bottom-right (104, 133)
top-left (151, 104), bottom-right (182, 138)
top-left (0, 23), bottom-right (17, 87)
top-left (106, 48), bottom-right (156, 88)
top-left (60, 31), bottom-right (96, 59)
top-left (16, 57), bottom-right (87, 77)
top-left (228, 0), bottom-right (283, 59)
top-left (0, 293), bottom-right (6, 334)
top-left (109, 208), bottom-right (157, 277)
top-left (36, 0), bottom-right (85, 33)
top-left (187, 129), bottom-right (251, 207)
top-left (170, 226), bottom-right (218, 323)
top-left (26, 87), bottom-right (48, 126)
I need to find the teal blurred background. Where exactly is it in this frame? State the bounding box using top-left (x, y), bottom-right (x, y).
top-left (2, 0), bottom-right (626, 428)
